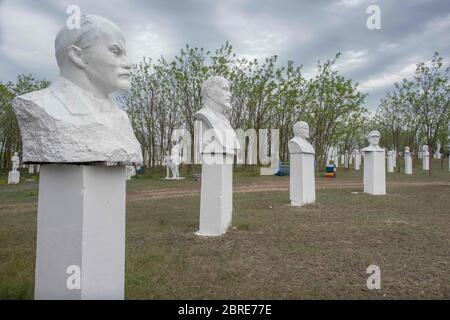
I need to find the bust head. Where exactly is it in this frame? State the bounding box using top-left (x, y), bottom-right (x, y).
top-left (55, 14), bottom-right (131, 97)
top-left (422, 145), bottom-right (429, 152)
top-left (405, 146), bottom-right (410, 153)
top-left (293, 121), bottom-right (310, 140)
top-left (367, 130), bottom-right (380, 148)
top-left (201, 76), bottom-right (232, 115)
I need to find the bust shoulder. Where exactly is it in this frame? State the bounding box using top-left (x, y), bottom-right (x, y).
top-left (288, 137), bottom-right (315, 154)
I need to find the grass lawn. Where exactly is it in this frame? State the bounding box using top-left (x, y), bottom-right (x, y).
top-left (0, 160), bottom-right (449, 299)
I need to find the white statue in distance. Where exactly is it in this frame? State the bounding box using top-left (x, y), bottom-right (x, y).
top-left (11, 152), bottom-right (20, 172)
top-left (164, 138), bottom-right (184, 179)
top-left (12, 14), bottom-right (142, 165)
top-left (361, 130), bottom-right (383, 152)
top-left (288, 121), bottom-right (315, 154)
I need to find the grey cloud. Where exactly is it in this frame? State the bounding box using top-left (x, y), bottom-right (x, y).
top-left (0, 0), bottom-right (449, 111)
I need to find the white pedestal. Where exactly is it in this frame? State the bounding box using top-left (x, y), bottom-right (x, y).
top-left (363, 151), bottom-right (386, 195)
top-left (354, 154), bottom-right (361, 170)
top-left (28, 165), bottom-right (35, 174)
top-left (35, 164), bottom-right (126, 300)
top-left (404, 155), bottom-right (412, 174)
top-left (260, 167), bottom-right (275, 175)
top-left (196, 154), bottom-right (233, 236)
top-left (290, 153), bottom-right (315, 206)
top-left (422, 155), bottom-right (429, 170)
top-left (387, 155), bottom-right (394, 173)
top-left (8, 171), bottom-right (20, 184)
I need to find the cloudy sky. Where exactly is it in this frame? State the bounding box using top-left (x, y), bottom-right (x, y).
top-left (0, 0), bottom-right (449, 111)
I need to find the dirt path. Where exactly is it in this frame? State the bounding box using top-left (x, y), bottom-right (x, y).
top-left (129, 180), bottom-right (450, 201)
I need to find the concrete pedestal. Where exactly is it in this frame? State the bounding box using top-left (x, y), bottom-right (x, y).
top-left (404, 155), bottom-right (412, 174)
top-left (35, 164), bottom-right (126, 300)
top-left (422, 154), bottom-right (429, 171)
top-left (8, 171), bottom-right (20, 184)
top-left (363, 151), bottom-right (386, 195)
top-left (387, 154), bottom-right (394, 173)
top-left (354, 154), bottom-right (361, 170)
top-left (290, 153), bottom-right (315, 206)
top-left (196, 154), bottom-right (233, 236)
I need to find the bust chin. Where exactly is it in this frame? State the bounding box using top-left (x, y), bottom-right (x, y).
top-left (12, 76), bottom-right (143, 165)
top-left (288, 136), bottom-right (315, 154)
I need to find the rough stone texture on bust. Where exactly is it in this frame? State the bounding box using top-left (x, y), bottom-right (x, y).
top-left (12, 77), bottom-right (143, 165)
top-left (11, 14), bottom-right (143, 165)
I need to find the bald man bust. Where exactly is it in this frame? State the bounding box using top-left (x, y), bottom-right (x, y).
top-left (12, 15), bottom-right (142, 165)
top-left (288, 121), bottom-right (315, 154)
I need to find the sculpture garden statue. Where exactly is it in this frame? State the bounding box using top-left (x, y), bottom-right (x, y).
top-left (194, 76), bottom-right (239, 236)
top-left (387, 150), bottom-right (394, 173)
top-left (11, 14), bottom-right (143, 299)
top-left (361, 130), bottom-right (386, 195)
top-left (8, 152), bottom-right (21, 184)
top-left (422, 145), bottom-right (430, 171)
top-left (404, 146), bottom-right (412, 175)
top-left (354, 149), bottom-right (361, 171)
top-left (164, 138), bottom-right (184, 180)
top-left (288, 121), bottom-right (315, 206)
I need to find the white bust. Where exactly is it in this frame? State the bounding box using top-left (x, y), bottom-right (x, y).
top-left (361, 130), bottom-right (383, 152)
top-left (405, 146), bottom-right (411, 156)
top-left (12, 14), bottom-right (142, 165)
top-left (11, 152), bottom-right (20, 172)
top-left (194, 76), bottom-right (239, 155)
top-left (288, 121), bottom-right (315, 154)
top-left (422, 145), bottom-right (429, 154)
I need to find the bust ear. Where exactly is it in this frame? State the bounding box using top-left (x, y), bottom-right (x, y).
top-left (67, 44), bottom-right (86, 68)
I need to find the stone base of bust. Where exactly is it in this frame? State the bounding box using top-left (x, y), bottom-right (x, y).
top-left (196, 153), bottom-right (233, 236)
top-left (354, 156), bottom-right (361, 171)
top-left (422, 156), bottom-right (429, 170)
top-left (404, 156), bottom-right (412, 174)
top-left (8, 171), bottom-right (20, 184)
top-left (362, 151), bottom-right (386, 195)
top-left (387, 156), bottom-right (394, 173)
top-left (289, 153), bottom-right (315, 206)
top-left (163, 177), bottom-right (185, 180)
top-left (35, 164), bottom-right (126, 300)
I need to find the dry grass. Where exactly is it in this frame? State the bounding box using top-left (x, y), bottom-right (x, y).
top-left (0, 161), bottom-right (449, 299)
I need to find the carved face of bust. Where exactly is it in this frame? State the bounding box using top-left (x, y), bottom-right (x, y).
top-left (293, 121), bottom-right (309, 139)
top-left (202, 76), bottom-right (232, 113)
top-left (81, 28), bottom-right (131, 94)
top-left (405, 147), bottom-right (410, 153)
top-left (367, 131), bottom-right (380, 147)
top-left (422, 145), bottom-right (429, 152)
